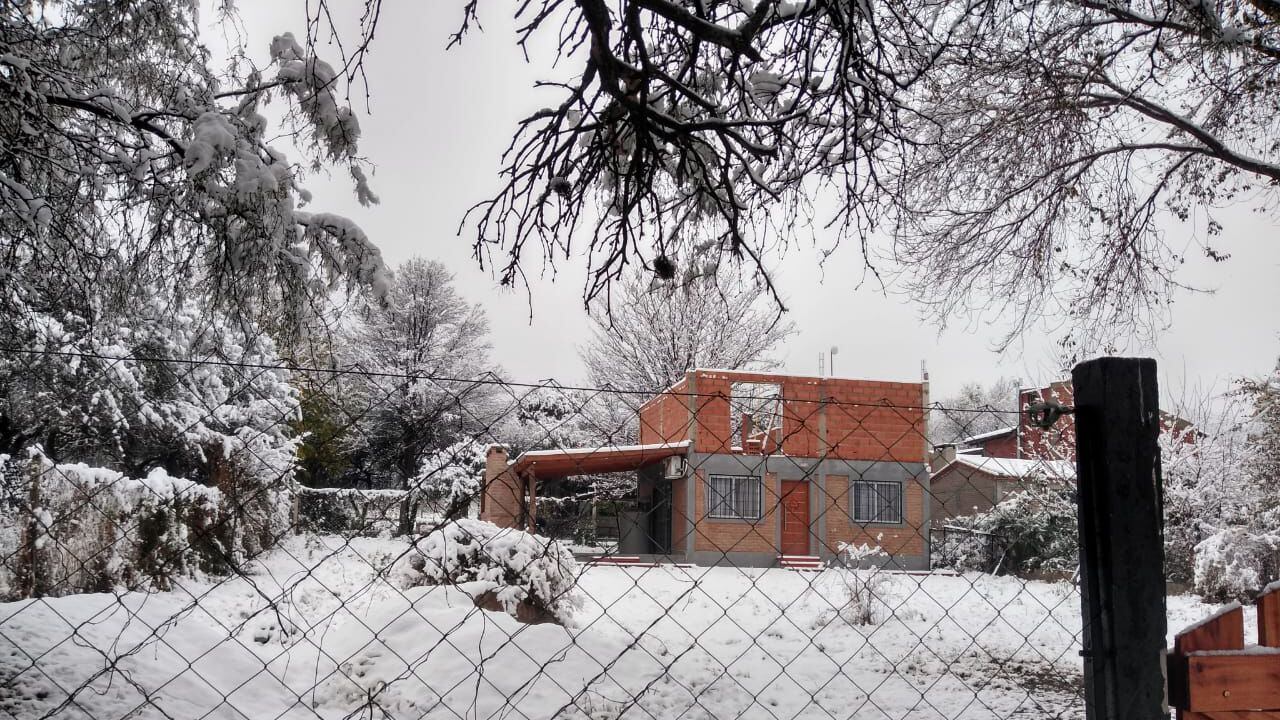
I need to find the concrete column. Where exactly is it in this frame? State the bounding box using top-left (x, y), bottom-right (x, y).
top-left (685, 467), bottom-right (697, 560)
top-left (921, 382), bottom-right (933, 564)
top-left (685, 371), bottom-right (698, 451)
top-left (480, 446), bottom-right (520, 528)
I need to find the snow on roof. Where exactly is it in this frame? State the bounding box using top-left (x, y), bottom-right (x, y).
top-left (961, 426), bottom-right (1017, 444)
top-left (510, 440), bottom-right (692, 477)
top-left (513, 440), bottom-right (690, 462)
top-left (949, 454), bottom-right (1076, 480)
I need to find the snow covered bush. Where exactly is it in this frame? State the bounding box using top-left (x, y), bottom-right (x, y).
top-left (1164, 368), bottom-right (1280, 595)
top-left (0, 294), bottom-right (302, 559)
top-left (399, 519), bottom-right (583, 625)
top-left (1194, 528), bottom-right (1280, 602)
top-left (296, 487), bottom-right (410, 536)
top-left (1, 455), bottom-right (233, 600)
top-left (947, 475), bottom-right (1079, 575)
top-left (414, 440), bottom-right (485, 515)
top-left (1161, 420), bottom-right (1253, 586)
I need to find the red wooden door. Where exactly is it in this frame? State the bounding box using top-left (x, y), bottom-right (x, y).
top-left (780, 481), bottom-right (810, 555)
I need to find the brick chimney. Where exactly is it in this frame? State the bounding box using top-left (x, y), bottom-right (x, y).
top-left (480, 445), bottom-right (520, 528)
top-left (930, 444), bottom-right (958, 472)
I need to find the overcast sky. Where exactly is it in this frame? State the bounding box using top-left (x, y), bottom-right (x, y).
top-left (224, 2), bottom-right (1279, 404)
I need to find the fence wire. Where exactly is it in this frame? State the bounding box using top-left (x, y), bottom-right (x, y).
top-left (0, 350), bottom-right (1092, 720)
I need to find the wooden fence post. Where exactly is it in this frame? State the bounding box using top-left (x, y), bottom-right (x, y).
top-left (1073, 357), bottom-right (1166, 720)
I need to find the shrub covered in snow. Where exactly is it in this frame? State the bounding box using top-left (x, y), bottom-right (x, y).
top-left (944, 475), bottom-right (1079, 575)
top-left (1, 294), bottom-right (301, 560)
top-left (1162, 371), bottom-right (1280, 596)
top-left (1161, 417), bottom-right (1260, 586)
top-left (399, 519), bottom-right (583, 625)
top-left (1194, 527), bottom-right (1280, 602)
top-left (1, 455), bottom-right (234, 599)
top-left (297, 487), bottom-right (412, 536)
top-left (413, 440), bottom-right (485, 516)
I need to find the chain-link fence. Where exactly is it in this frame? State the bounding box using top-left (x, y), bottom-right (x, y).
top-left (1, 350), bottom-right (1106, 719)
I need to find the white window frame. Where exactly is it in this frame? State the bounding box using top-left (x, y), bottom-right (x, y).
top-left (852, 480), bottom-right (904, 524)
top-left (706, 474), bottom-right (763, 520)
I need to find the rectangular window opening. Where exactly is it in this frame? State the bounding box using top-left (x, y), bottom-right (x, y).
top-left (706, 474), bottom-right (763, 520)
top-left (852, 481), bottom-right (904, 524)
top-left (730, 382), bottom-right (783, 453)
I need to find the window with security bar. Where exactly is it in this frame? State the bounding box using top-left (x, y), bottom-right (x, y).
top-left (706, 474), bottom-right (763, 519)
top-left (852, 480), bottom-right (904, 524)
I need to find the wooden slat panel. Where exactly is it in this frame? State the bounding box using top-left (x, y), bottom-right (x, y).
top-left (1186, 654), bottom-right (1280, 712)
top-left (1182, 711), bottom-right (1280, 719)
top-left (1178, 606), bottom-right (1247, 654)
top-left (1258, 588), bottom-right (1280, 648)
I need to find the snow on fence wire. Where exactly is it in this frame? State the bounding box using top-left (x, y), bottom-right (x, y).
top-left (0, 351), bottom-right (1113, 720)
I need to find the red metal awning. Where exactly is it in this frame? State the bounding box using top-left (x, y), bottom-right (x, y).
top-left (509, 441), bottom-right (690, 478)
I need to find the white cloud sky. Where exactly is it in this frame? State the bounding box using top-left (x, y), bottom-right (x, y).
top-left (222, 1), bottom-right (1280, 404)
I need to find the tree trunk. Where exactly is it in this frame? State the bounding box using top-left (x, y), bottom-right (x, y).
top-left (18, 459), bottom-right (42, 598)
top-left (397, 495), bottom-right (418, 536)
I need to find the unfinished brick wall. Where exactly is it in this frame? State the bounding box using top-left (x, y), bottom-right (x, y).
top-left (820, 377), bottom-right (926, 463)
top-left (639, 370), bottom-right (927, 463)
top-left (638, 376), bottom-right (693, 446)
top-left (823, 475), bottom-right (926, 558)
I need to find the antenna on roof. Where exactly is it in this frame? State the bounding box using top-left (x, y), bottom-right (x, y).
top-left (921, 359), bottom-right (929, 382)
top-left (818, 352), bottom-right (825, 377)
top-left (829, 347), bottom-right (838, 377)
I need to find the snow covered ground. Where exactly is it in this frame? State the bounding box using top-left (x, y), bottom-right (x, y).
top-left (0, 535), bottom-right (1234, 720)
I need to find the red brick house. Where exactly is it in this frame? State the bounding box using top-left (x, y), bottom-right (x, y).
top-left (481, 369), bottom-right (931, 569)
top-left (930, 381), bottom-right (1086, 526)
top-left (928, 448), bottom-right (1074, 526)
top-left (1015, 381), bottom-right (1078, 462)
top-left (931, 379), bottom-right (1192, 524)
top-left (957, 426), bottom-right (1018, 459)
top-left (956, 379), bottom-right (1192, 463)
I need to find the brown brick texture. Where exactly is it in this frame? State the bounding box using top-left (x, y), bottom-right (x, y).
top-left (692, 470), bottom-right (780, 554)
top-left (823, 475), bottom-right (926, 557)
top-left (640, 370), bottom-right (926, 463)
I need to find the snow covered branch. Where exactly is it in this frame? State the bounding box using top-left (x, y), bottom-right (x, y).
top-left (1, 6), bottom-right (388, 342)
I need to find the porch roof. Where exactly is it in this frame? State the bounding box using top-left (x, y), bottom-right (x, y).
top-left (510, 441), bottom-right (690, 478)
